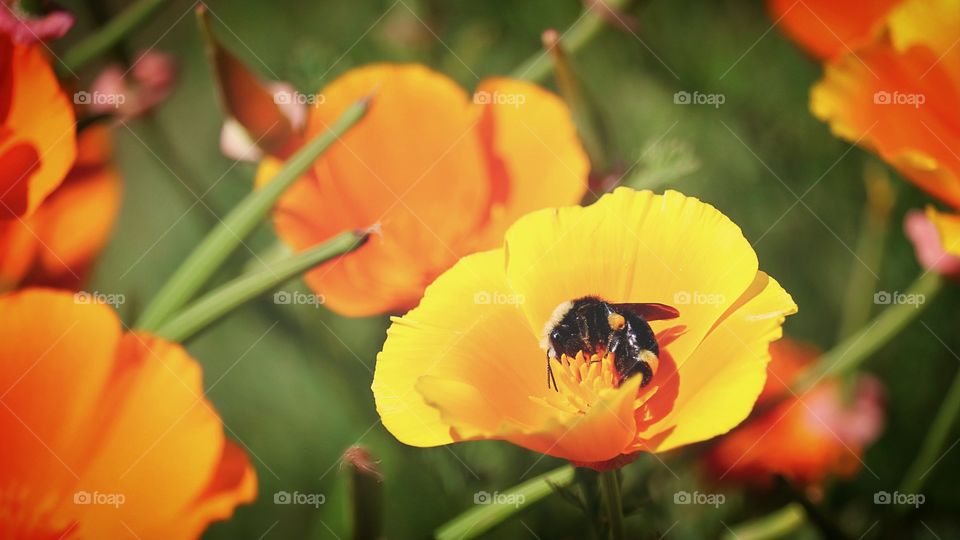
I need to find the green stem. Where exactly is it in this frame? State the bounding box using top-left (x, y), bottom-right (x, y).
top-left (136, 96), bottom-right (371, 331)
top-left (434, 466), bottom-right (574, 540)
top-left (723, 503), bottom-right (805, 540)
top-left (153, 231), bottom-right (367, 343)
top-left (899, 367), bottom-right (960, 498)
top-left (837, 162), bottom-right (895, 340)
top-left (598, 470), bottom-right (625, 540)
top-left (59, 0), bottom-right (170, 75)
top-left (795, 271), bottom-right (943, 393)
top-left (512, 0), bottom-right (629, 83)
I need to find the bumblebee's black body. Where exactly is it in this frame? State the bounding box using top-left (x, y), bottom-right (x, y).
top-left (545, 296), bottom-right (678, 390)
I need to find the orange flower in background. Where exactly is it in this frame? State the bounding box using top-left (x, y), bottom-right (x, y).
top-left (811, 0), bottom-right (960, 209)
top-left (373, 188), bottom-right (796, 469)
top-left (706, 339), bottom-right (884, 487)
top-left (768, 0), bottom-right (901, 60)
top-left (0, 289), bottom-right (256, 539)
top-left (0, 33), bottom-right (75, 218)
top-left (0, 125), bottom-right (121, 290)
top-left (257, 63), bottom-right (589, 316)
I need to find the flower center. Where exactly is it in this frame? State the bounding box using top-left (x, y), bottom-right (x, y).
top-left (533, 352), bottom-right (621, 417)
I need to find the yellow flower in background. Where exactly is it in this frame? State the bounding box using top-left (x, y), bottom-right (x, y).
top-left (373, 188), bottom-right (796, 469)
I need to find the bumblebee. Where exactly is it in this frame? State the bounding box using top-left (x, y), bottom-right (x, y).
top-left (542, 296), bottom-right (680, 390)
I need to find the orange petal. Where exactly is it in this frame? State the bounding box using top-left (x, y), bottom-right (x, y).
top-left (0, 289), bottom-right (121, 537)
top-left (272, 64), bottom-right (491, 316)
top-left (767, 0), bottom-right (900, 59)
top-left (0, 290), bottom-right (255, 539)
top-left (30, 127), bottom-right (121, 288)
top-left (0, 214), bottom-right (38, 289)
top-left (0, 37), bottom-right (76, 218)
top-left (467, 77), bottom-right (588, 249)
top-left (810, 0), bottom-right (960, 209)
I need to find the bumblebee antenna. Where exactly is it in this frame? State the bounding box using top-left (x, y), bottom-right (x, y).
top-left (546, 356), bottom-right (559, 391)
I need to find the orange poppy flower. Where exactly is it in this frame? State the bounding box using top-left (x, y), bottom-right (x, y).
top-left (806, 0), bottom-right (960, 260)
top-left (0, 288), bottom-right (256, 538)
top-left (257, 63), bottom-right (589, 316)
top-left (373, 188), bottom-right (797, 469)
top-left (0, 125), bottom-right (121, 290)
top-left (767, 0), bottom-right (901, 60)
top-left (706, 339), bottom-right (884, 487)
top-left (0, 33), bottom-right (76, 219)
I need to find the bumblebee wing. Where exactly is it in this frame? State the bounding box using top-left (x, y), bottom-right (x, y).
top-left (613, 302), bottom-right (680, 321)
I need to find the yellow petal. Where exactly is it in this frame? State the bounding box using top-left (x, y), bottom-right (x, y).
top-left (927, 207), bottom-right (960, 257)
top-left (636, 271), bottom-right (797, 451)
top-left (503, 188), bottom-right (761, 366)
top-left (372, 250), bottom-right (545, 447)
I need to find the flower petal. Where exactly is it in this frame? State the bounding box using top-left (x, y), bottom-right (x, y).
top-left (767, 0), bottom-right (899, 59)
top-left (0, 37), bottom-right (76, 218)
top-left (373, 250), bottom-right (545, 447)
top-left (73, 334), bottom-right (233, 537)
top-left (468, 77), bottom-right (588, 249)
top-left (272, 64), bottom-right (491, 316)
top-left (927, 207), bottom-right (960, 257)
top-left (0, 289), bottom-right (120, 537)
top-left (810, 0), bottom-right (960, 209)
top-left (503, 188), bottom-right (761, 366)
top-left (637, 271), bottom-right (797, 451)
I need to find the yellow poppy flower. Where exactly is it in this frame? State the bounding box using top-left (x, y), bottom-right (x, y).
top-left (372, 188), bottom-right (797, 469)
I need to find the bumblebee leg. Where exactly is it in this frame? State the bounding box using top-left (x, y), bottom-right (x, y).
top-left (606, 332), bottom-right (622, 360)
top-left (576, 315), bottom-right (594, 354)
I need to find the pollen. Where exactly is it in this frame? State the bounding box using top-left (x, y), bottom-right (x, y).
top-left (607, 312), bottom-right (626, 330)
top-left (533, 352), bottom-right (621, 417)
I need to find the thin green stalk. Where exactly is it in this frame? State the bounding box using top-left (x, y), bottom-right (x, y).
top-left (60, 0), bottom-right (169, 75)
top-left (136, 96), bottom-right (371, 331)
top-left (153, 231), bottom-right (367, 342)
top-left (434, 466), bottom-right (574, 540)
top-left (838, 162), bottom-right (895, 340)
top-left (795, 271), bottom-right (943, 393)
top-left (599, 470), bottom-right (625, 540)
top-left (899, 367), bottom-right (960, 498)
top-left (512, 0), bottom-right (630, 83)
top-left (723, 503), bottom-right (805, 540)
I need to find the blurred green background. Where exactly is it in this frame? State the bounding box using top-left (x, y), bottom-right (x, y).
top-left (58, 0), bottom-right (960, 538)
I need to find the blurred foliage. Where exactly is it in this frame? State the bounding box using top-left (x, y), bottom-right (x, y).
top-left (58, 0), bottom-right (960, 538)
